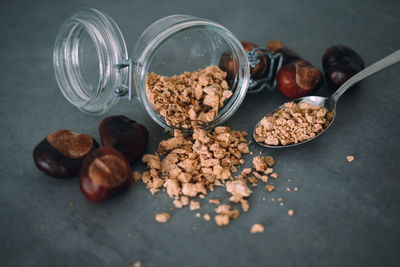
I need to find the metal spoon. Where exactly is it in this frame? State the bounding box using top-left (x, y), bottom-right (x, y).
top-left (253, 49), bottom-right (400, 148)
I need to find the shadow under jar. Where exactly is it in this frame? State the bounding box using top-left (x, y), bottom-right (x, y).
top-left (53, 8), bottom-right (250, 131)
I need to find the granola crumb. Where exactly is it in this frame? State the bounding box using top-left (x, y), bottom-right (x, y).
top-left (215, 214), bottom-right (230, 226)
top-left (270, 172), bottom-right (278, 179)
top-left (195, 212), bottom-right (201, 218)
top-left (294, 186), bottom-right (299, 192)
top-left (347, 155), bottom-right (354, 162)
top-left (288, 209), bottom-right (294, 216)
top-left (266, 185), bottom-right (275, 192)
top-left (173, 199), bottom-right (183, 208)
top-left (133, 171), bottom-right (142, 183)
top-left (209, 199), bottom-right (221, 205)
top-left (215, 204), bottom-right (239, 226)
top-left (286, 187), bottom-right (291, 192)
top-left (203, 213), bottom-right (211, 221)
top-left (133, 261), bottom-right (142, 267)
top-left (155, 212), bottom-right (171, 223)
top-left (279, 202), bottom-right (284, 206)
top-left (250, 223), bottom-right (264, 234)
top-left (190, 200), bottom-right (201, 211)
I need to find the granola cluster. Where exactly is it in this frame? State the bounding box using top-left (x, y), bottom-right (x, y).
top-left (146, 66), bottom-right (232, 128)
top-left (254, 101), bottom-right (334, 146)
top-left (138, 127), bottom-right (249, 197)
top-left (134, 127), bottom-right (290, 227)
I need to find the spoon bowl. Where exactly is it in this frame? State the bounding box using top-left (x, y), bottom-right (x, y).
top-left (254, 49), bottom-right (400, 148)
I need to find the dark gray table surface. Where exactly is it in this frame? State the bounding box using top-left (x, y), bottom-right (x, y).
top-left (1, 0), bottom-right (400, 266)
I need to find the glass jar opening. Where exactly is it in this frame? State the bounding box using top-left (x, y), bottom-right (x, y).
top-left (133, 15), bottom-right (250, 132)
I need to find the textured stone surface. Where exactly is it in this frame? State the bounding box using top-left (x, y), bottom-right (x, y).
top-left (1, 0), bottom-right (399, 266)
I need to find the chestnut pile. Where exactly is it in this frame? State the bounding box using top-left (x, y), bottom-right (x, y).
top-left (33, 116), bottom-right (148, 202)
top-left (220, 40), bottom-right (364, 99)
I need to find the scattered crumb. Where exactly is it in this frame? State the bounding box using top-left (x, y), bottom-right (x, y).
top-left (288, 209), bottom-right (294, 216)
top-left (294, 186), bottom-right (299, 192)
top-left (209, 199), bottom-right (221, 205)
top-left (347, 155), bottom-right (354, 162)
top-left (215, 214), bottom-right (230, 226)
top-left (190, 200), bottom-right (201, 211)
top-left (215, 204), bottom-right (239, 226)
top-left (271, 197), bottom-right (276, 202)
top-left (195, 212), bottom-right (201, 218)
top-left (251, 223), bottom-right (265, 234)
top-left (173, 199), bottom-right (183, 208)
top-left (133, 261), bottom-right (142, 267)
top-left (199, 194), bottom-right (206, 199)
top-left (262, 197), bottom-right (266, 201)
top-left (68, 202), bottom-right (75, 207)
top-left (240, 199), bottom-right (250, 212)
top-left (279, 202), bottom-right (284, 206)
top-left (203, 213), bottom-right (211, 221)
top-left (155, 212), bottom-right (171, 223)
top-left (266, 185), bottom-right (275, 192)
top-left (270, 172), bottom-right (278, 179)
top-left (133, 171), bottom-right (141, 183)
top-left (286, 187), bottom-right (291, 192)
top-left (278, 197), bottom-right (283, 202)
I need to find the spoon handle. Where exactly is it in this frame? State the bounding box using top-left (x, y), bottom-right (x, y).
top-left (331, 49), bottom-right (400, 102)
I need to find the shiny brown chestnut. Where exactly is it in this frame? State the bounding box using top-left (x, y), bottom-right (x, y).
top-left (79, 147), bottom-right (133, 202)
top-left (99, 115), bottom-right (149, 164)
top-left (33, 130), bottom-right (98, 178)
top-left (219, 41), bottom-right (268, 81)
top-left (322, 45), bottom-right (365, 89)
top-left (276, 60), bottom-right (323, 99)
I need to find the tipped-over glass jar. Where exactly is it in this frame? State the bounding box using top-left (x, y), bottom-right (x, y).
top-left (54, 8), bottom-right (281, 131)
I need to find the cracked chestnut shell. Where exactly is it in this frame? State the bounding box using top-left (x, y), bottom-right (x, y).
top-left (99, 115), bottom-right (149, 164)
top-left (33, 130), bottom-right (98, 178)
top-left (79, 147), bottom-right (133, 202)
top-left (276, 60), bottom-right (323, 99)
top-left (267, 40), bottom-right (300, 65)
top-left (322, 45), bottom-right (365, 89)
top-left (219, 41), bottom-right (268, 81)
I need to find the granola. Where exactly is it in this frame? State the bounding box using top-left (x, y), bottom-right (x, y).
top-left (146, 66), bottom-right (232, 128)
top-left (250, 223), bottom-right (264, 234)
top-left (155, 212), bottom-right (171, 223)
top-left (136, 127), bottom-right (290, 227)
top-left (254, 101), bottom-right (334, 146)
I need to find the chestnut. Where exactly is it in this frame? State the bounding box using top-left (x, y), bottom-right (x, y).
top-left (99, 115), bottom-right (149, 164)
top-left (33, 130), bottom-right (98, 178)
top-left (79, 147), bottom-right (133, 202)
top-left (276, 60), bottom-right (323, 99)
top-left (266, 40), bottom-right (300, 65)
top-left (219, 41), bottom-right (268, 81)
top-left (322, 45), bottom-right (364, 89)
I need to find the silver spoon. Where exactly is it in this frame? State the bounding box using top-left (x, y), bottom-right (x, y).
top-left (254, 49), bottom-right (400, 148)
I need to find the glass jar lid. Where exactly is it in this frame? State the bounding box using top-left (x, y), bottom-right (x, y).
top-left (53, 8), bottom-right (129, 115)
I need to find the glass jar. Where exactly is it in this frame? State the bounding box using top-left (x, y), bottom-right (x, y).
top-left (54, 8), bottom-right (278, 131)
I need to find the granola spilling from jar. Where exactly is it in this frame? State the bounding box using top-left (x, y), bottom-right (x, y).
top-left (146, 66), bottom-right (232, 128)
top-left (134, 126), bottom-right (295, 228)
top-left (254, 101), bottom-right (334, 146)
